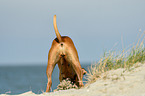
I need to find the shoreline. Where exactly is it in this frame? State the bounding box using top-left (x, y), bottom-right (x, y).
top-left (1, 63), bottom-right (145, 96)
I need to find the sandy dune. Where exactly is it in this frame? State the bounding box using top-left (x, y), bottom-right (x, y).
top-left (1, 63), bottom-right (145, 96)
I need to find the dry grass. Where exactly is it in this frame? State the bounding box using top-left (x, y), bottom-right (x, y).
top-left (56, 78), bottom-right (78, 91)
top-left (55, 31), bottom-right (145, 90)
top-left (86, 31), bottom-right (145, 84)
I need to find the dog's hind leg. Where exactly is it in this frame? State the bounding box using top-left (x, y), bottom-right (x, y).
top-left (71, 60), bottom-right (84, 87)
top-left (64, 52), bottom-right (84, 87)
top-left (46, 44), bottom-right (60, 92)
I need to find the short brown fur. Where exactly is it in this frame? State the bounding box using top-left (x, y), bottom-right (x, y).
top-left (46, 15), bottom-right (86, 92)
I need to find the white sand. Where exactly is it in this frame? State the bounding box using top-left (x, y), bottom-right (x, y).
top-left (1, 63), bottom-right (145, 96)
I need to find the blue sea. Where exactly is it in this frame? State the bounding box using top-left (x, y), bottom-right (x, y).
top-left (0, 63), bottom-right (91, 95)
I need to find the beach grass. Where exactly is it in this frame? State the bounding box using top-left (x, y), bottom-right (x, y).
top-left (56, 78), bottom-right (78, 91)
top-left (86, 31), bottom-right (145, 84)
top-left (55, 31), bottom-right (145, 90)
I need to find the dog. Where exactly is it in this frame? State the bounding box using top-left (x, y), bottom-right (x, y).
top-left (46, 15), bottom-right (87, 92)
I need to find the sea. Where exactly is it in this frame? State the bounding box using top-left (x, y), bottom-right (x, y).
top-left (0, 63), bottom-right (91, 95)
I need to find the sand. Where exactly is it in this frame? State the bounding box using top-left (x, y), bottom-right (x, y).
top-left (1, 63), bottom-right (145, 96)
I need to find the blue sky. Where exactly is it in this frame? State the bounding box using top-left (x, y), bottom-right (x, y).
top-left (0, 0), bottom-right (145, 65)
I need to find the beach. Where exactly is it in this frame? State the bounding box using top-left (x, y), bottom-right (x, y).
top-left (1, 63), bottom-right (145, 96)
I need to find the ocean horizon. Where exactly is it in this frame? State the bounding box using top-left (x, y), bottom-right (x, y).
top-left (0, 63), bottom-right (91, 95)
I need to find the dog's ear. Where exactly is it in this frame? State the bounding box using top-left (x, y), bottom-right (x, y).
top-left (82, 68), bottom-right (87, 75)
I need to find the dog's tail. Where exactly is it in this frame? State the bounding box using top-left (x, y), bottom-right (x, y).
top-left (53, 15), bottom-right (62, 42)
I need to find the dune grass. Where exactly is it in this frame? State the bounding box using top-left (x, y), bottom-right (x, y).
top-left (86, 31), bottom-right (145, 84)
top-left (56, 78), bottom-right (78, 91)
top-left (56, 31), bottom-right (145, 90)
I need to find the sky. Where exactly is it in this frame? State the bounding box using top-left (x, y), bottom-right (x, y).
top-left (0, 0), bottom-right (145, 66)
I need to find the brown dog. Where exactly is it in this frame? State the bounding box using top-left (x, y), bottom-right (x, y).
top-left (46, 15), bottom-right (87, 92)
